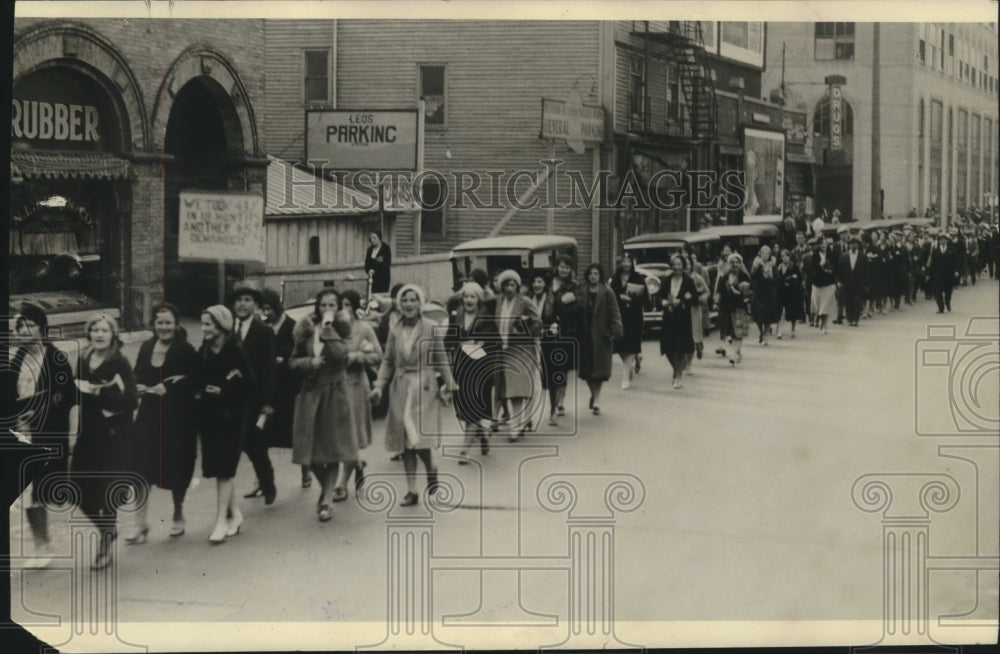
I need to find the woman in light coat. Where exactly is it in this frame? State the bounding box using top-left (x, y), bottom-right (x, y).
top-left (370, 285), bottom-right (458, 507)
top-left (289, 289), bottom-right (352, 522)
top-left (493, 269), bottom-right (541, 442)
top-left (577, 263), bottom-right (624, 416)
top-left (332, 290), bottom-right (383, 499)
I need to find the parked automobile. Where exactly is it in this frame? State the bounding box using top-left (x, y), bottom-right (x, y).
top-left (449, 234), bottom-right (579, 292)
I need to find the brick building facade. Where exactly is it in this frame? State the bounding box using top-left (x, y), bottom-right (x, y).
top-left (10, 19), bottom-right (267, 329)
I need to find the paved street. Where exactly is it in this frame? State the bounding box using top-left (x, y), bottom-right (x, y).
top-left (10, 280), bottom-right (999, 649)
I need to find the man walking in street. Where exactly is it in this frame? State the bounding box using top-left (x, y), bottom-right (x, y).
top-left (831, 226), bottom-right (850, 324)
top-left (837, 235), bottom-right (867, 326)
top-left (926, 234), bottom-right (959, 314)
top-left (231, 282), bottom-right (278, 505)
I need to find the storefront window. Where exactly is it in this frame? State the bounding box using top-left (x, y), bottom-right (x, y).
top-left (9, 180), bottom-right (115, 305)
top-left (10, 66), bottom-right (127, 316)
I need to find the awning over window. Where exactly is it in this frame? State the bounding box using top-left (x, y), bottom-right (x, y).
top-left (11, 150), bottom-right (134, 180)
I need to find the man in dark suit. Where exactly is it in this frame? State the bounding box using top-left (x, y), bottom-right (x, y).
top-left (831, 226), bottom-right (851, 324)
top-left (837, 236), bottom-right (867, 326)
top-left (926, 234), bottom-right (959, 313)
top-left (231, 282), bottom-right (278, 504)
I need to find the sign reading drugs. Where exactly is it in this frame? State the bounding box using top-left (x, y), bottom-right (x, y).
top-left (541, 92), bottom-right (605, 154)
top-left (825, 75), bottom-right (846, 151)
top-left (178, 191), bottom-right (265, 263)
top-left (306, 109), bottom-right (418, 171)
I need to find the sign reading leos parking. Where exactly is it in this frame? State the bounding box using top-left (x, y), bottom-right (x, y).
top-left (178, 191), bottom-right (265, 263)
top-left (306, 110), bottom-right (418, 171)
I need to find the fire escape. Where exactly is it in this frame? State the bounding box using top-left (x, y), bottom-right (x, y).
top-left (629, 21), bottom-right (719, 143)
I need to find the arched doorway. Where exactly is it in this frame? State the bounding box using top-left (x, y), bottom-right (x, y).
top-left (10, 64), bottom-right (134, 330)
top-left (163, 76), bottom-right (245, 315)
top-left (812, 96), bottom-right (854, 220)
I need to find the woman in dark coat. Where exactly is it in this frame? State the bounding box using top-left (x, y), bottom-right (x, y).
top-left (289, 289), bottom-right (353, 522)
top-left (549, 255), bottom-right (582, 419)
top-left (130, 303), bottom-right (201, 542)
top-left (609, 253), bottom-right (647, 391)
top-left (258, 289), bottom-right (306, 485)
top-left (71, 314), bottom-right (139, 570)
top-left (577, 263), bottom-right (624, 415)
top-left (777, 249), bottom-right (805, 337)
top-left (444, 281), bottom-right (499, 461)
top-left (658, 255), bottom-right (699, 389)
top-left (750, 245), bottom-right (782, 345)
top-left (198, 305), bottom-right (254, 544)
top-left (525, 272), bottom-right (561, 426)
top-left (11, 303), bottom-right (76, 569)
top-left (364, 230), bottom-right (392, 294)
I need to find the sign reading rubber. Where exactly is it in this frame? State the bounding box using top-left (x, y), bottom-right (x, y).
top-left (178, 191), bottom-right (266, 263)
top-left (306, 109), bottom-right (419, 171)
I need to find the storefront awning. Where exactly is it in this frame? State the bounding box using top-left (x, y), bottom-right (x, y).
top-left (11, 150), bottom-right (134, 180)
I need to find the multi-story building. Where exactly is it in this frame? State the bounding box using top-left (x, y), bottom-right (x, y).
top-left (264, 20), bottom-right (794, 276)
top-left (763, 21), bottom-right (999, 223)
top-left (10, 18), bottom-right (268, 328)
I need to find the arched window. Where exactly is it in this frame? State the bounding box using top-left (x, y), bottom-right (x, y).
top-left (813, 96), bottom-right (854, 138)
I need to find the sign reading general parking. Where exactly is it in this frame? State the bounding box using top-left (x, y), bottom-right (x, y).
top-left (178, 191), bottom-right (265, 263)
top-left (306, 110), bottom-right (418, 171)
top-left (540, 96), bottom-right (605, 154)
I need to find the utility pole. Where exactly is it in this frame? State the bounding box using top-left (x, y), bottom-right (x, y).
top-left (780, 43), bottom-right (786, 106)
top-left (871, 23), bottom-right (882, 220)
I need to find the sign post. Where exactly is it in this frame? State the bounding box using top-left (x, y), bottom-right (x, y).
top-left (538, 92), bottom-right (606, 238)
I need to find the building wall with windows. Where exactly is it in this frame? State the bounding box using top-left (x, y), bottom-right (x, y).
top-left (763, 21), bottom-right (997, 223)
top-left (312, 20), bottom-right (604, 269)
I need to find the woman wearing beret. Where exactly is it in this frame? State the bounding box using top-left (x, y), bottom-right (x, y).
top-left (494, 269), bottom-right (541, 442)
top-left (71, 314), bottom-right (139, 569)
top-left (444, 281), bottom-right (499, 461)
top-left (370, 285), bottom-right (458, 507)
top-left (659, 255), bottom-right (698, 389)
top-left (129, 303), bottom-right (202, 542)
top-left (289, 289), bottom-right (353, 521)
top-left (198, 305), bottom-right (254, 544)
top-left (577, 263), bottom-right (623, 415)
top-left (609, 253), bottom-right (647, 390)
top-left (10, 303), bottom-right (76, 569)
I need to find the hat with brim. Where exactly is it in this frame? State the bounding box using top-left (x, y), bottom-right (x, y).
top-left (229, 281), bottom-right (262, 305)
top-left (837, 226), bottom-right (849, 234)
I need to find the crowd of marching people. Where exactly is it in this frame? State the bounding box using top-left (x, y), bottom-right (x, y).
top-left (8, 216), bottom-right (998, 571)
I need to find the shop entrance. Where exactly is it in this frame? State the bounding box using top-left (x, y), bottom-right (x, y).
top-left (9, 65), bottom-right (132, 332)
top-left (163, 77), bottom-right (244, 316)
top-left (814, 165), bottom-right (853, 220)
